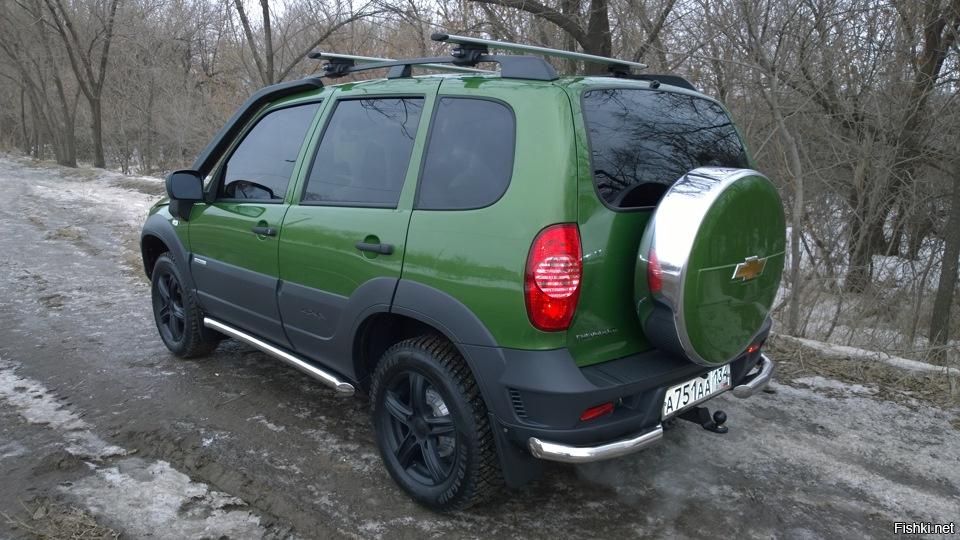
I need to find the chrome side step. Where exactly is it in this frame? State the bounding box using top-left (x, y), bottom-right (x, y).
top-left (204, 317), bottom-right (355, 396)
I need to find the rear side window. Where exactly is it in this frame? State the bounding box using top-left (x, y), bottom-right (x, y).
top-left (303, 98), bottom-right (423, 207)
top-left (220, 102), bottom-right (321, 201)
top-left (583, 89), bottom-right (748, 208)
top-left (416, 98), bottom-right (515, 210)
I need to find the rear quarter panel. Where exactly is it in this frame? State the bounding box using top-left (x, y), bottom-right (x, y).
top-left (401, 78), bottom-right (578, 349)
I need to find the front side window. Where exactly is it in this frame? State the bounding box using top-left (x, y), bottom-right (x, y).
top-left (303, 98), bottom-right (424, 206)
top-left (583, 89), bottom-right (749, 208)
top-left (416, 98), bottom-right (515, 210)
top-left (220, 102), bottom-right (321, 201)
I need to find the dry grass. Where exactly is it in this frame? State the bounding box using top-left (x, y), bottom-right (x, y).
top-left (109, 178), bottom-right (165, 197)
top-left (2, 499), bottom-right (119, 540)
top-left (768, 334), bottom-right (960, 410)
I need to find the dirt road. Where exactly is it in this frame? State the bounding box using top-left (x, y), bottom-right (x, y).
top-left (1, 157), bottom-right (957, 539)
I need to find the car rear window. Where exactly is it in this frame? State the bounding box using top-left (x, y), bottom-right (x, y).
top-left (583, 88), bottom-right (749, 208)
top-left (416, 98), bottom-right (515, 210)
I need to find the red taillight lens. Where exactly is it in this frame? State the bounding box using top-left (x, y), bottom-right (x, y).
top-left (580, 402), bottom-right (614, 422)
top-left (525, 224), bottom-right (582, 331)
top-left (747, 339), bottom-right (765, 354)
top-left (648, 248), bottom-right (662, 293)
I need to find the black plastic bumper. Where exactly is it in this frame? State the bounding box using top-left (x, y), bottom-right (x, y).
top-left (460, 323), bottom-right (772, 487)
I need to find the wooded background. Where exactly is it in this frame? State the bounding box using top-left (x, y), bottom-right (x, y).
top-left (1, 0), bottom-right (957, 366)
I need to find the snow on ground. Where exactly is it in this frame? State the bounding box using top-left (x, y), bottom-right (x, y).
top-left (7, 156), bottom-right (162, 221)
top-left (0, 357), bottom-right (267, 539)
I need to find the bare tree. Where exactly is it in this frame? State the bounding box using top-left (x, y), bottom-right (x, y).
top-left (0, 0), bottom-right (81, 165)
top-left (232, 0), bottom-right (383, 86)
top-left (463, 0), bottom-right (676, 73)
top-left (929, 140), bottom-right (960, 360)
top-left (41, 0), bottom-right (122, 168)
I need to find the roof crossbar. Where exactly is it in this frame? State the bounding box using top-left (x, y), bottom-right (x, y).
top-left (307, 51), bottom-right (559, 81)
top-left (309, 52), bottom-right (495, 78)
top-left (431, 33), bottom-right (648, 75)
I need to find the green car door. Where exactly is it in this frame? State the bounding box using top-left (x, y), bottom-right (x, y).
top-left (188, 100), bottom-right (323, 346)
top-left (277, 79), bottom-right (438, 374)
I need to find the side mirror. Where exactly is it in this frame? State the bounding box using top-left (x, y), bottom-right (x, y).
top-left (165, 170), bottom-right (204, 221)
top-left (166, 169), bottom-right (204, 200)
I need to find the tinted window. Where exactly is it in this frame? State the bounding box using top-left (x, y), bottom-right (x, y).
top-left (583, 89), bottom-right (748, 207)
top-left (417, 98), bottom-right (515, 210)
top-left (220, 102), bottom-right (320, 200)
top-left (303, 98), bottom-right (423, 206)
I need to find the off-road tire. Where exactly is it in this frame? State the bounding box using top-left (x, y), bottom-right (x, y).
top-left (370, 335), bottom-right (503, 511)
top-left (151, 252), bottom-right (219, 358)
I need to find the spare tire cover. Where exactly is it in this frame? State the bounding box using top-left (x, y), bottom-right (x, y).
top-left (636, 168), bottom-right (785, 366)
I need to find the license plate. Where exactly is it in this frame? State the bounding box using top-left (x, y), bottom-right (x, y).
top-left (662, 365), bottom-right (731, 418)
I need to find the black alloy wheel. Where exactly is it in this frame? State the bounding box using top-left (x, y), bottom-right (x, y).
top-left (150, 253), bottom-right (218, 358)
top-left (370, 336), bottom-right (502, 511)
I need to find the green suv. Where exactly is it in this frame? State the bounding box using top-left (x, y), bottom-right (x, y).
top-left (141, 33), bottom-right (785, 511)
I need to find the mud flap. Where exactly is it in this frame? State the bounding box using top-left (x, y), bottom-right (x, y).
top-left (489, 413), bottom-right (547, 488)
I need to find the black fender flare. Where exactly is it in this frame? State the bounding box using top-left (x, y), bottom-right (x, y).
top-left (391, 279), bottom-right (545, 487)
top-left (391, 279), bottom-right (499, 348)
top-left (140, 213), bottom-right (223, 342)
top-left (141, 213), bottom-right (193, 289)
top-left (389, 279), bottom-right (504, 421)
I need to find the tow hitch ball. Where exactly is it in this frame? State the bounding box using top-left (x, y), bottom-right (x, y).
top-left (677, 406), bottom-right (728, 434)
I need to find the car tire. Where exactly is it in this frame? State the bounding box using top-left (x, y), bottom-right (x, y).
top-left (370, 335), bottom-right (503, 511)
top-left (151, 252), bottom-right (219, 358)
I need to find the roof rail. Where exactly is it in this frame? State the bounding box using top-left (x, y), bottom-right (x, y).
top-left (431, 33), bottom-right (647, 75)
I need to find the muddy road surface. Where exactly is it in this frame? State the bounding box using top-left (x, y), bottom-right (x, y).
top-left (1, 157), bottom-right (958, 539)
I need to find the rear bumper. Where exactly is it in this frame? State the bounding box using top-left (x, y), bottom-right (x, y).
top-left (732, 353), bottom-right (774, 398)
top-left (460, 324), bottom-right (773, 481)
top-left (529, 423), bottom-right (664, 464)
top-left (526, 354), bottom-right (774, 464)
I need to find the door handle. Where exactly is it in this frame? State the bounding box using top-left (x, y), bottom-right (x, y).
top-left (355, 242), bottom-right (394, 255)
top-left (251, 226), bottom-right (277, 237)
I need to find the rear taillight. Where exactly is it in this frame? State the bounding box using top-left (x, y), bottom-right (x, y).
top-left (647, 248), bottom-right (662, 293)
top-left (524, 224), bottom-right (582, 331)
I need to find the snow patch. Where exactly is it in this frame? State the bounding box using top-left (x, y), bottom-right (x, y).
top-left (0, 359), bottom-right (266, 539)
top-left (792, 376), bottom-right (879, 395)
top-left (71, 458), bottom-right (262, 540)
top-left (249, 414), bottom-right (287, 432)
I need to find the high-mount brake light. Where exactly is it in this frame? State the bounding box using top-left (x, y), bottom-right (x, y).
top-left (648, 248), bottom-right (663, 293)
top-left (524, 224), bottom-right (582, 331)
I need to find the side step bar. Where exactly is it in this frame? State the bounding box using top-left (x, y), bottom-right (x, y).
top-left (204, 317), bottom-right (355, 396)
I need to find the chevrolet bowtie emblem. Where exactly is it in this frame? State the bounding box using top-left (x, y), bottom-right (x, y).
top-left (732, 256), bottom-right (766, 281)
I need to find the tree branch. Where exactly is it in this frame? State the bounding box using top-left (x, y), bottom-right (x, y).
top-left (467, 0), bottom-right (587, 49)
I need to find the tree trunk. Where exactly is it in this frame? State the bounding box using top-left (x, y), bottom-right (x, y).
top-left (929, 158), bottom-right (960, 361)
top-left (90, 97), bottom-right (105, 168)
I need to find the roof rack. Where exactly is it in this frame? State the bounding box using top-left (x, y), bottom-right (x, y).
top-left (431, 33), bottom-right (647, 76)
top-left (309, 52), bottom-right (495, 78)
top-left (308, 50), bottom-right (559, 81)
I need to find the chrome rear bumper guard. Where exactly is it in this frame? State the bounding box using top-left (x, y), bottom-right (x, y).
top-left (528, 425), bottom-right (663, 464)
top-left (732, 353), bottom-right (774, 398)
top-left (528, 354), bottom-right (774, 464)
